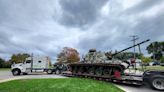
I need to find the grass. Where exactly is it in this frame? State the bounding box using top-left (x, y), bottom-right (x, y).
top-left (143, 66), bottom-right (164, 71)
top-left (0, 78), bottom-right (123, 92)
top-left (130, 66), bottom-right (164, 71)
top-left (0, 68), bottom-right (10, 71)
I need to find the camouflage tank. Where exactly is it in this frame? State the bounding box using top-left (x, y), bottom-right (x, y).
top-left (69, 39), bottom-right (150, 78)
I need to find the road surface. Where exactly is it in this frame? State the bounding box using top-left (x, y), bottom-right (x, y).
top-left (0, 70), bottom-right (67, 83)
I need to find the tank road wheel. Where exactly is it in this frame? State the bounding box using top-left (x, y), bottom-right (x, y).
top-left (95, 67), bottom-right (103, 76)
top-left (77, 67), bottom-right (84, 74)
top-left (72, 67), bottom-right (78, 74)
top-left (88, 67), bottom-right (95, 75)
top-left (103, 68), bottom-right (112, 76)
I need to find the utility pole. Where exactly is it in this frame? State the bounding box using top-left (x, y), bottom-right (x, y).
top-left (130, 35), bottom-right (139, 70)
top-left (152, 42), bottom-right (156, 61)
top-left (130, 35), bottom-right (139, 59)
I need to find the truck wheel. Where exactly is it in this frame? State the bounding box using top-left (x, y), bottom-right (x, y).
top-left (12, 69), bottom-right (21, 76)
top-left (23, 73), bottom-right (28, 75)
top-left (47, 69), bottom-right (53, 74)
top-left (150, 77), bottom-right (164, 91)
top-left (56, 70), bottom-right (60, 75)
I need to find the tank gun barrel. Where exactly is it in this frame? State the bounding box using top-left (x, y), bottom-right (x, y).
top-left (112, 39), bottom-right (150, 56)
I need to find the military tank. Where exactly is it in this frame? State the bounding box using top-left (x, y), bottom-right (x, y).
top-left (69, 39), bottom-right (150, 78)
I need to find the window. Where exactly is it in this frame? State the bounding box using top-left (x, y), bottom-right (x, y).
top-left (26, 60), bottom-right (31, 63)
top-left (38, 61), bottom-right (42, 63)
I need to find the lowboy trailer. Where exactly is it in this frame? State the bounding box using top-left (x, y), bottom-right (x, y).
top-left (63, 69), bottom-right (164, 91)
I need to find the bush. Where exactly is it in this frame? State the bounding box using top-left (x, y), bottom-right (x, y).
top-left (160, 57), bottom-right (164, 63)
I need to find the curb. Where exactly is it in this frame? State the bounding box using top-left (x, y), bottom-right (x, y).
top-left (0, 76), bottom-right (28, 83)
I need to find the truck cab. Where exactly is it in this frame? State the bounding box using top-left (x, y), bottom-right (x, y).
top-left (11, 56), bottom-right (51, 75)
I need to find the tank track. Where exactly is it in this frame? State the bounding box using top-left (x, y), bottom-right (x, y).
top-left (63, 63), bottom-right (143, 86)
top-left (69, 63), bottom-right (125, 78)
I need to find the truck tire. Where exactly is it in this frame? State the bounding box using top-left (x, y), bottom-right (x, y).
top-left (47, 69), bottom-right (53, 74)
top-left (55, 70), bottom-right (60, 75)
top-left (12, 69), bottom-right (21, 76)
top-left (23, 73), bottom-right (28, 75)
top-left (150, 76), bottom-right (164, 91)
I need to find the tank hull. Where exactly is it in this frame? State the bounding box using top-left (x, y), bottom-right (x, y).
top-left (69, 63), bottom-right (125, 78)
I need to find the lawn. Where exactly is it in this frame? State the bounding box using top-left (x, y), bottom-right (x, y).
top-left (131, 66), bottom-right (164, 71)
top-left (144, 66), bottom-right (164, 70)
top-left (0, 78), bottom-right (123, 92)
top-left (0, 68), bottom-right (10, 71)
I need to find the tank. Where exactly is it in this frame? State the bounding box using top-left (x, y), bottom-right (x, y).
top-left (69, 39), bottom-right (150, 78)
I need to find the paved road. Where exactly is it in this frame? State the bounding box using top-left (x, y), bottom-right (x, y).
top-left (0, 70), bottom-right (67, 83)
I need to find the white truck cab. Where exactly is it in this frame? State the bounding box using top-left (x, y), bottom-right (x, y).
top-left (11, 56), bottom-right (51, 75)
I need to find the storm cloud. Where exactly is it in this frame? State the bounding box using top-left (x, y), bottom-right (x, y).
top-left (0, 0), bottom-right (164, 62)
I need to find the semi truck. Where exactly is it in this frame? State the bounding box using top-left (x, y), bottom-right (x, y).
top-left (11, 56), bottom-right (56, 75)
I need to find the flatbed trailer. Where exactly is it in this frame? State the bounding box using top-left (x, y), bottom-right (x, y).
top-left (63, 70), bottom-right (164, 91)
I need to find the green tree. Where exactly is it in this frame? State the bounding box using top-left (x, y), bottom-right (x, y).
top-left (0, 57), bottom-right (5, 68)
top-left (146, 41), bottom-right (164, 60)
top-left (10, 53), bottom-right (30, 63)
top-left (3, 61), bottom-right (12, 68)
top-left (141, 56), bottom-right (152, 63)
top-left (115, 52), bottom-right (143, 60)
top-left (160, 57), bottom-right (164, 63)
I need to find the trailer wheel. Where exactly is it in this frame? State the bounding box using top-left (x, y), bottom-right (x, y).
top-left (150, 76), bottom-right (164, 91)
top-left (12, 69), bottom-right (21, 76)
top-left (55, 69), bottom-right (61, 74)
top-left (47, 69), bottom-right (53, 74)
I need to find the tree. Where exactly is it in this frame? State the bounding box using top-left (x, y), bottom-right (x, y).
top-left (0, 57), bottom-right (5, 68)
top-left (146, 41), bottom-right (164, 60)
top-left (141, 56), bottom-right (152, 63)
top-left (160, 57), bottom-right (164, 63)
top-left (10, 53), bottom-right (30, 63)
top-left (3, 61), bottom-right (12, 68)
top-left (57, 47), bottom-right (80, 63)
top-left (115, 52), bottom-right (143, 60)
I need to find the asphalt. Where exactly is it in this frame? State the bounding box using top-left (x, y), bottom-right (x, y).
top-left (0, 70), bottom-right (161, 92)
top-left (0, 70), bottom-right (67, 83)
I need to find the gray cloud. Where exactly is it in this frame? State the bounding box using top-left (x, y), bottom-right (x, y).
top-left (0, 0), bottom-right (164, 63)
top-left (57, 0), bottom-right (108, 28)
top-left (125, 0), bottom-right (164, 14)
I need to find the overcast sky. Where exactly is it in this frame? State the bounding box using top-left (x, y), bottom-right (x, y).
top-left (0, 0), bottom-right (164, 62)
